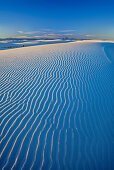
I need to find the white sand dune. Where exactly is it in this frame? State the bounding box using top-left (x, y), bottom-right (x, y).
top-left (0, 41), bottom-right (114, 170)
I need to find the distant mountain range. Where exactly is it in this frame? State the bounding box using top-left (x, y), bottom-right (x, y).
top-left (0, 37), bottom-right (91, 41)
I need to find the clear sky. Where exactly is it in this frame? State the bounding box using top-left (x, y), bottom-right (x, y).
top-left (0, 0), bottom-right (114, 40)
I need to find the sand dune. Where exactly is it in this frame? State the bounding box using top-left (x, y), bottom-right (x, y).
top-left (0, 41), bottom-right (114, 170)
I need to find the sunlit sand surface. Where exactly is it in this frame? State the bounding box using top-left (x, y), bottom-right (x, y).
top-left (0, 41), bottom-right (114, 170)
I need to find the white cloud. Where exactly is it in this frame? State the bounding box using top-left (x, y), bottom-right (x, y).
top-left (85, 34), bottom-right (93, 37)
top-left (17, 31), bottom-right (24, 34)
top-left (17, 30), bottom-right (41, 35)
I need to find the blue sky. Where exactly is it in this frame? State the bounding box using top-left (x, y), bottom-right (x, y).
top-left (0, 0), bottom-right (114, 39)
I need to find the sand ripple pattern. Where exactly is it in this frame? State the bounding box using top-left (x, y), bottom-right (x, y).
top-left (0, 43), bottom-right (114, 170)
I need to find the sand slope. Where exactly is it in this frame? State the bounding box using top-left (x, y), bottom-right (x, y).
top-left (0, 41), bottom-right (114, 170)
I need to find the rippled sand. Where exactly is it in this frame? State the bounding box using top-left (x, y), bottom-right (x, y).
top-left (0, 41), bottom-right (114, 170)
